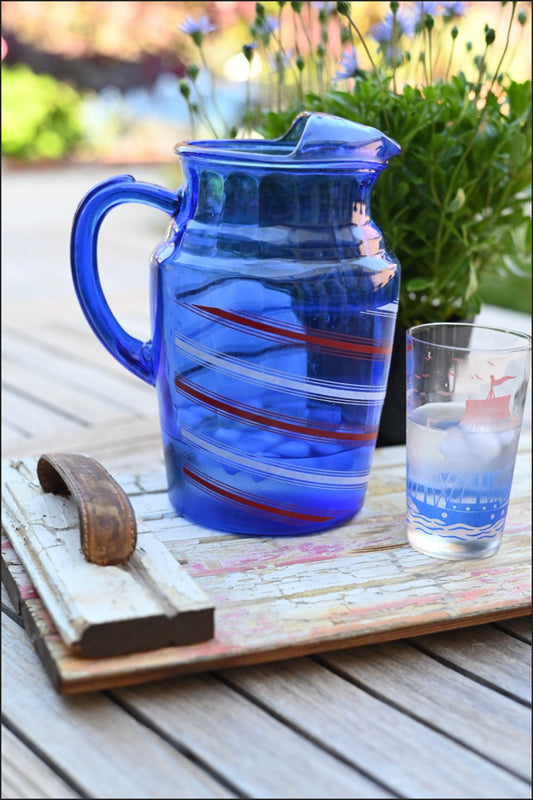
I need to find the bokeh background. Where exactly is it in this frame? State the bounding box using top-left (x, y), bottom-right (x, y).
top-left (2, 0), bottom-right (531, 311)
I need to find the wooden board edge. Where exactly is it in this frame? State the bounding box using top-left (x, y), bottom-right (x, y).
top-left (1, 555), bottom-right (23, 617)
top-left (6, 539), bottom-right (529, 696)
top-left (51, 603), bottom-right (532, 695)
top-left (1, 551), bottom-right (63, 693)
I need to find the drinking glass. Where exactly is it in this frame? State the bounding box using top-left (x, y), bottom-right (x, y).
top-left (406, 323), bottom-right (531, 560)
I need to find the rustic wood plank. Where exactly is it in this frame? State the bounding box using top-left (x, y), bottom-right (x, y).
top-left (1, 613), bottom-right (235, 799)
top-left (409, 624), bottom-right (532, 703)
top-left (1, 386), bottom-right (84, 438)
top-left (2, 578), bottom-right (17, 612)
top-left (318, 639), bottom-right (531, 781)
top-left (3, 359), bottom-right (140, 427)
top-left (216, 657), bottom-right (531, 799)
top-left (1, 725), bottom-right (81, 799)
top-left (1, 417), bottom-right (164, 474)
top-left (495, 616), bottom-right (532, 642)
top-left (4, 319), bottom-right (150, 380)
top-left (113, 672), bottom-right (393, 799)
top-left (2, 327), bottom-right (157, 416)
top-left (0, 420), bottom-right (32, 449)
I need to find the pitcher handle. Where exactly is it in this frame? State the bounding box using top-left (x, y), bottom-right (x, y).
top-left (70, 174), bottom-right (181, 385)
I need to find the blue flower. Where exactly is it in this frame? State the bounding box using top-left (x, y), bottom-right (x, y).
top-left (410, 1), bottom-right (467, 25)
top-left (257, 15), bottom-right (280, 36)
top-left (441, 1), bottom-right (467, 18)
top-left (178, 15), bottom-right (216, 46)
top-left (335, 46), bottom-right (359, 80)
top-left (268, 49), bottom-right (294, 73)
top-left (412, 1), bottom-right (445, 24)
top-left (369, 8), bottom-right (417, 44)
top-left (316, 2), bottom-right (337, 15)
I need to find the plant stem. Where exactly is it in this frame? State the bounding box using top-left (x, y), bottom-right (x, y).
top-left (342, 5), bottom-right (392, 128)
top-left (391, 9), bottom-right (398, 94)
top-left (198, 48), bottom-right (225, 135)
top-left (292, 7), bottom-right (304, 99)
top-left (444, 32), bottom-right (456, 83)
top-left (343, 7), bottom-right (379, 79)
top-left (489, 1), bottom-right (516, 94)
top-left (426, 26), bottom-right (433, 84)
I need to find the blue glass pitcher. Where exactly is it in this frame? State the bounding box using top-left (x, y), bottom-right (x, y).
top-left (71, 112), bottom-right (401, 535)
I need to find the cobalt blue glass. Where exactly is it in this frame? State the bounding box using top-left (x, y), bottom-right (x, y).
top-left (70, 112), bottom-right (401, 535)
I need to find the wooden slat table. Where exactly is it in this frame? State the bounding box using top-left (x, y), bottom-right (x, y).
top-left (2, 163), bottom-right (531, 799)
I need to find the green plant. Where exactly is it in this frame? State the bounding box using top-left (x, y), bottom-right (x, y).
top-left (1, 63), bottom-right (84, 160)
top-left (296, 70), bottom-right (531, 328)
top-left (177, 1), bottom-right (531, 327)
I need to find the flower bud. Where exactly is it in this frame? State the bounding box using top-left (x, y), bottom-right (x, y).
top-left (179, 80), bottom-right (191, 99)
top-left (336, 2), bottom-right (351, 18)
top-left (340, 26), bottom-right (351, 44)
top-left (187, 64), bottom-right (199, 81)
top-left (485, 27), bottom-right (495, 46)
top-left (243, 43), bottom-right (257, 63)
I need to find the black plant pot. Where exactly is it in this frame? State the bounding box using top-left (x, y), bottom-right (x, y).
top-left (376, 318), bottom-right (474, 447)
top-left (376, 322), bottom-right (407, 447)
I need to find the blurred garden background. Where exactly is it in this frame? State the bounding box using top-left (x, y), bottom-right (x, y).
top-left (1, 0), bottom-right (531, 313)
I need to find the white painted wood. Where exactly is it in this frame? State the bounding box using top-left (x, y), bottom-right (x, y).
top-left (2, 444), bottom-right (530, 691)
top-left (2, 465), bottom-right (213, 655)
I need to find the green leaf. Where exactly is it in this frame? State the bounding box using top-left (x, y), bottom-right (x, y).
top-left (446, 188), bottom-right (466, 213)
top-left (406, 278), bottom-right (434, 291)
top-left (465, 262), bottom-right (479, 300)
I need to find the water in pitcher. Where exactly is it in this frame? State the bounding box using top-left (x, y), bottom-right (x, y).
top-left (158, 253), bottom-right (397, 535)
top-left (406, 401), bottom-right (521, 559)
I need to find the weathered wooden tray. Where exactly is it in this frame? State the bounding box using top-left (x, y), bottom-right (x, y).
top-left (2, 441), bottom-right (531, 695)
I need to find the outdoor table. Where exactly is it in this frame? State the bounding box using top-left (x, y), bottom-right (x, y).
top-left (2, 164), bottom-right (531, 799)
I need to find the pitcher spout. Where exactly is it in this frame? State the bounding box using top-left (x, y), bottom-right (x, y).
top-left (176, 111), bottom-right (400, 169)
top-left (282, 111), bottom-right (401, 166)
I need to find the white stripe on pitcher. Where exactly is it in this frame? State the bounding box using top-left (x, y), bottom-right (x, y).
top-left (180, 426), bottom-right (370, 488)
top-left (174, 334), bottom-right (387, 405)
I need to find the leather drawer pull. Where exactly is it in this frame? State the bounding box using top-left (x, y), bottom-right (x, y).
top-left (37, 453), bottom-right (137, 566)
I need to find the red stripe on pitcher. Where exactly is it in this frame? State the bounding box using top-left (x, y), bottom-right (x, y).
top-left (175, 375), bottom-right (378, 442)
top-left (180, 303), bottom-right (392, 358)
top-left (182, 464), bottom-right (336, 523)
